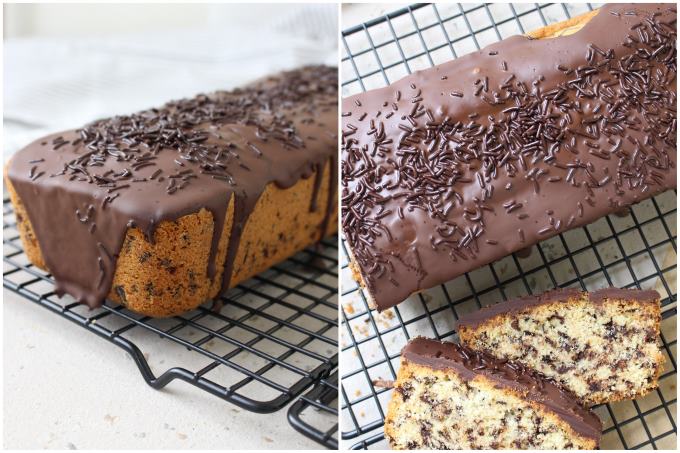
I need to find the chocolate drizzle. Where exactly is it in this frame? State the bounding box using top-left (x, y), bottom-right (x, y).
top-left (457, 287), bottom-right (661, 328)
top-left (402, 337), bottom-right (602, 441)
top-left (341, 4), bottom-right (677, 311)
top-left (7, 66), bottom-right (338, 309)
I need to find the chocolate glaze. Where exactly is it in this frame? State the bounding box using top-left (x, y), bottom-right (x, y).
top-left (7, 66), bottom-right (338, 309)
top-left (341, 4), bottom-right (677, 311)
top-left (402, 337), bottom-right (602, 441)
top-left (590, 287), bottom-right (660, 303)
top-left (457, 287), bottom-right (660, 328)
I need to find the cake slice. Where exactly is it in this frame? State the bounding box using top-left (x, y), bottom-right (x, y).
top-left (385, 337), bottom-right (601, 450)
top-left (458, 288), bottom-right (664, 406)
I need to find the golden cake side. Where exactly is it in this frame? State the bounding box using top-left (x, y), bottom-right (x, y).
top-left (5, 159), bottom-right (336, 317)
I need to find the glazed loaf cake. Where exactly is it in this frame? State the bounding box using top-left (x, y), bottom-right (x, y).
top-left (6, 66), bottom-right (338, 317)
top-left (385, 337), bottom-right (602, 449)
top-left (458, 287), bottom-right (665, 406)
top-left (341, 4), bottom-right (677, 311)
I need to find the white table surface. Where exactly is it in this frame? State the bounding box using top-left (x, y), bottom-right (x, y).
top-left (3, 289), bottom-right (322, 450)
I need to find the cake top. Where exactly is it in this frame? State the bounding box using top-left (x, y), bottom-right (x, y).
top-left (402, 337), bottom-right (603, 440)
top-left (7, 65), bottom-right (338, 308)
top-left (341, 4), bottom-right (677, 311)
top-left (457, 287), bottom-right (661, 328)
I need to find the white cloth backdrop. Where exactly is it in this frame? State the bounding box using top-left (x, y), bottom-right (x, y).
top-left (4, 4), bottom-right (338, 159)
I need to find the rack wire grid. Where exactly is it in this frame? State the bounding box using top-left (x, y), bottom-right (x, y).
top-left (3, 197), bottom-right (339, 447)
top-left (288, 368), bottom-right (339, 449)
top-left (340, 2), bottom-right (677, 450)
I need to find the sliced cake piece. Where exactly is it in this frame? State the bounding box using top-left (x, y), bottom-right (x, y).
top-left (458, 288), bottom-right (664, 406)
top-left (385, 337), bottom-right (601, 450)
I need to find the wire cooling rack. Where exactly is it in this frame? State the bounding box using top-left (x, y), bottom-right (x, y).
top-left (340, 3), bottom-right (677, 450)
top-left (2, 197), bottom-right (338, 447)
top-left (288, 368), bottom-right (339, 449)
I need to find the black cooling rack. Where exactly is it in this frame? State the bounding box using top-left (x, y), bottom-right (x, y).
top-left (3, 197), bottom-right (338, 447)
top-left (340, 3), bottom-right (677, 450)
top-left (288, 368), bottom-right (339, 449)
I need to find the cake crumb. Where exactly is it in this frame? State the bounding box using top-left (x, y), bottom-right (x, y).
top-left (352, 322), bottom-right (369, 337)
top-left (372, 378), bottom-right (395, 389)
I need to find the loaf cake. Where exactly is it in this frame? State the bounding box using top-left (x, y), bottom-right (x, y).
top-left (458, 287), bottom-right (664, 406)
top-left (385, 337), bottom-right (602, 449)
top-left (5, 66), bottom-right (338, 317)
top-left (341, 4), bottom-right (677, 311)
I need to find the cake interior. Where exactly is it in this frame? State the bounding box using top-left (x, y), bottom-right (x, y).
top-left (385, 360), bottom-right (597, 450)
top-left (459, 296), bottom-right (663, 405)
